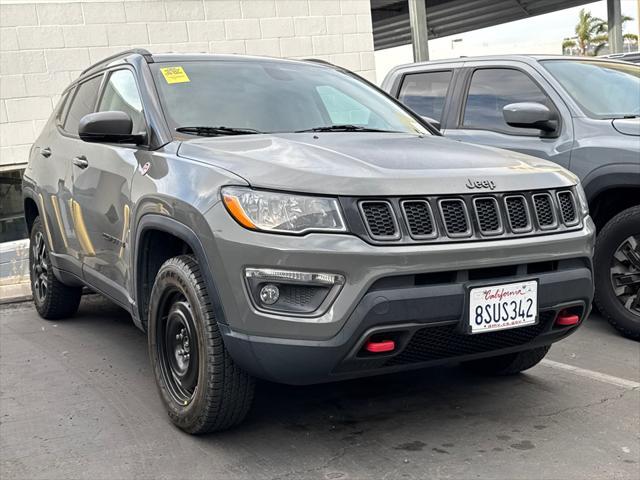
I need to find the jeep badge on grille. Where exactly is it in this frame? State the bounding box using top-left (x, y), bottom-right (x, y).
top-left (466, 179), bottom-right (496, 190)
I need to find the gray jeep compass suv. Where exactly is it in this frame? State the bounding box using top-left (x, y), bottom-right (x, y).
top-left (24, 50), bottom-right (595, 433)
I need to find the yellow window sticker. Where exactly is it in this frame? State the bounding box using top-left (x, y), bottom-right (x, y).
top-left (160, 66), bottom-right (190, 84)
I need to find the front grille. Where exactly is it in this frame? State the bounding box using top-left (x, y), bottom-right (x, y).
top-left (360, 201), bottom-right (397, 239)
top-left (402, 200), bottom-right (435, 238)
top-left (385, 311), bottom-right (554, 366)
top-left (439, 199), bottom-right (469, 236)
top-left (533, 193), bottom-right (556, 228)
top-left (354, 188), bottom-right (581, 244)
top-left (474, 197), bottom-right (501, 234)
top-left (505, 195), bottom-right (531, 232)
top-left (557, 191), bottom-right (577, 225)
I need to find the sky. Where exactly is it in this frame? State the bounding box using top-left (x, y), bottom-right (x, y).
top-left (374, 0), bottom-right (640, 82)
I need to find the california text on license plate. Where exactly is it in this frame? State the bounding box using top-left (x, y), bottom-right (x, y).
top-left (469, 280), bottom-right (538, 333)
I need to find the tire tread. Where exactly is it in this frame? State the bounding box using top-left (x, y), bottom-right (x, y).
top-left (594, 206), bottom-right (640, 340)
top-left (152, 254), bottom-right (254, 434)
top-left (30, 217), bottom-right (82, 320)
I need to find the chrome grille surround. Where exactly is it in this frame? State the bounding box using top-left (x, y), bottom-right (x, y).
top-left (532, 193), bottom-right (558, 230)
top-left (473, 196), bottom-right (503, 235)
top-left (351, 187), bottom-right (582, 245)
top-left (401, 199), bottom-right (437, 239)
top-left (438, 198), bottom-right (472, 238)
top-left (556, 190), bottom-right (579, 226)
top-left (358, 200), bottom-right (400, 240)
top-left (504, 195), bottom-right (532, 233)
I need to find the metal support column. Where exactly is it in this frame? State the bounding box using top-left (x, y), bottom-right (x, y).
top-left (408, 0), bottom-right (429, 62)
top-left (607, 0), bottom-right (623, 54)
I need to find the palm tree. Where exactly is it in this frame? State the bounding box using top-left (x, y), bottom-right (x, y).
top-left (563, 8), bottom-right (634, 56)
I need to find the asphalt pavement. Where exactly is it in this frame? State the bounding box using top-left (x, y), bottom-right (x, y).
top-left (1, 295), bottom-right (638, 480)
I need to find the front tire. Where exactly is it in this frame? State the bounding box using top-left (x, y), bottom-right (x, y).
top-left (29, 217), bottom-right (82, 319)
top-left (463, 345), bottom-right (550, 375)
top-left (594, 206), bottom-right (640, 340)
top-left (148, 255), bottom-right (254, 434)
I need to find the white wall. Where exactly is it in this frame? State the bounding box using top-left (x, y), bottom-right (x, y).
top-left (0, 0), bottom-right (376, 170)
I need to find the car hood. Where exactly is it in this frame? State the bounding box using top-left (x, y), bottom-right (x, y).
top-left (612, 118), bottom-right (640, 136)
top-left (177, 133), bottom-right (577, 196)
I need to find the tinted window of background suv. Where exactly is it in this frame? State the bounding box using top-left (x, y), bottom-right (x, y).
top-left (463, 68), bottom-right (553, 134)
top-left (398, 70), bottom-right (452, 122)
top-left (63, 75), bottom-right (102, 135)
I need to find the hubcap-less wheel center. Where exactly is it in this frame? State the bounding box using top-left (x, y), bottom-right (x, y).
top-left (158, 294), bottom-right (199, 405)
top-left (610, 235), bottom-right (640, 317)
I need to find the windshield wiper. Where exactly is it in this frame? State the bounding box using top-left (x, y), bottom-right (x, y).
top-left (294, 124), bottom-right (396, 133)
top-left (176, 126), bottom-right (263, 136)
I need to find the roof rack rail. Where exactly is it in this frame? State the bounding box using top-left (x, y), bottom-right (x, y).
top-left (80, 48), bottom-right (153, 76)
top-left (304, 58), bottom-right (335, 67)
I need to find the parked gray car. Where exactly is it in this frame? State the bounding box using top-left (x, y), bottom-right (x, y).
top-left (24, 50), bottom-right (594, 433)
top-left (382, 55), bottom-right (640, 338)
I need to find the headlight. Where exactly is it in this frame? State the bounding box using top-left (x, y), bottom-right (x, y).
top-left (221, 186), bottom-right (347, 234)
top-left (575, 183), bottom-right (589, 216)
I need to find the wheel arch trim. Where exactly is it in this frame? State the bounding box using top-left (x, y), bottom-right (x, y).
top-left (133, 214), bottom-right (227, 331)
top-left (582, 167), bottom-right (640, 204)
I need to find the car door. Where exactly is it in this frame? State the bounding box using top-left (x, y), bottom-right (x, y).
top-left (42, 75), bottom-right (104, 274)
top-left (70, 68), bottom-right (147, 306)
top-left (442, 62), bottom-right (574, 169)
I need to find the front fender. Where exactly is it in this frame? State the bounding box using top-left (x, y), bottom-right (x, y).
top-left (130, 211), bottom-right (227, 331)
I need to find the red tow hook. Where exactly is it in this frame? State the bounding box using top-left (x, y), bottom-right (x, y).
top-left (555, 310), bottom-right (580, 326)
top-left (365, 340), bottom-right (396, 353)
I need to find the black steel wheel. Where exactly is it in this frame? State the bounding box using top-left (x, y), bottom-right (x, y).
top-left (156, 291), bottom-right (200, 406)
top-left (595, 206), bottom-right (640, 339)
top-left (148, 255), bottom-right (254, 433)
top-left (29, 217), bottom-right (82, 319)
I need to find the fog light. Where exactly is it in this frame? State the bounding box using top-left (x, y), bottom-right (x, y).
top-left (259, 284), bottom-right (280, 305)
top-left (244, 267), bottom-right (345, 316)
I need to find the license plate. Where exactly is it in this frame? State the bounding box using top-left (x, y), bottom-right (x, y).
top-left (468, 280), bottom-right (538, 333)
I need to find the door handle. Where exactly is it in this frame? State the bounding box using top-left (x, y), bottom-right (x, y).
top-left (73, 155), bottom-right (89, 169)
top-left (40, 147), bottom-right (51, 158)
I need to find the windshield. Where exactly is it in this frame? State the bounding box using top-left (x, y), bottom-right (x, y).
top-left (540, 59), bottom-right (640, 119)
top-left (151, 60), bottom-right (429, 135)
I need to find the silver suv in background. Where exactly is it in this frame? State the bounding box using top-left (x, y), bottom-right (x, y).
top-left (383, 55), bottom-right (640, 338)
top-left (24, 51), bottom-right (594, 433)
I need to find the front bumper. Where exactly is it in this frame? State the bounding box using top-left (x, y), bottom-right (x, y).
top-left (203, 204), bottom-right (595, 384)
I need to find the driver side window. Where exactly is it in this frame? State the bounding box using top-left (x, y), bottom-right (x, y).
top-left (463, 68), bottom-right (554, 135)
top-left (99, 69), bottom-right (145, 134)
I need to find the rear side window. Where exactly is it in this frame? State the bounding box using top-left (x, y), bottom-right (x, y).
top-left (63, 75), bottom-right (102, 135)
top-left (462, 68), bottom-right (553, 134)
top-left (56, 88), bottom-right (74, 127)
top-left (398, 71), bottom-right (452, 122)
top-left (98, 69), bottom-right (145, 133)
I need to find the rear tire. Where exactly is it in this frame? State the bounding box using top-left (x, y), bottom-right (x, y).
top-left (29, 217), bottom-right (82, 319)
top-left (148, 254), bottom-right (254, 434)
top-left (594, 206), bottom-right (640, 340)
top-left (463, 345), bottom-right (550, 375)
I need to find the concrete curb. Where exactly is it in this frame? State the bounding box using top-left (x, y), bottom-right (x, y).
top-left (0, 239), bottom-right (30, 304)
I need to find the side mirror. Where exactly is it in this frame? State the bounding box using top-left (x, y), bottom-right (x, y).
top-left (502, 102), bottom-right (557, 133)
top-left (420, 115), bottom-right (441, 131)
top-left (78, 111), bottom-right (145, 144)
